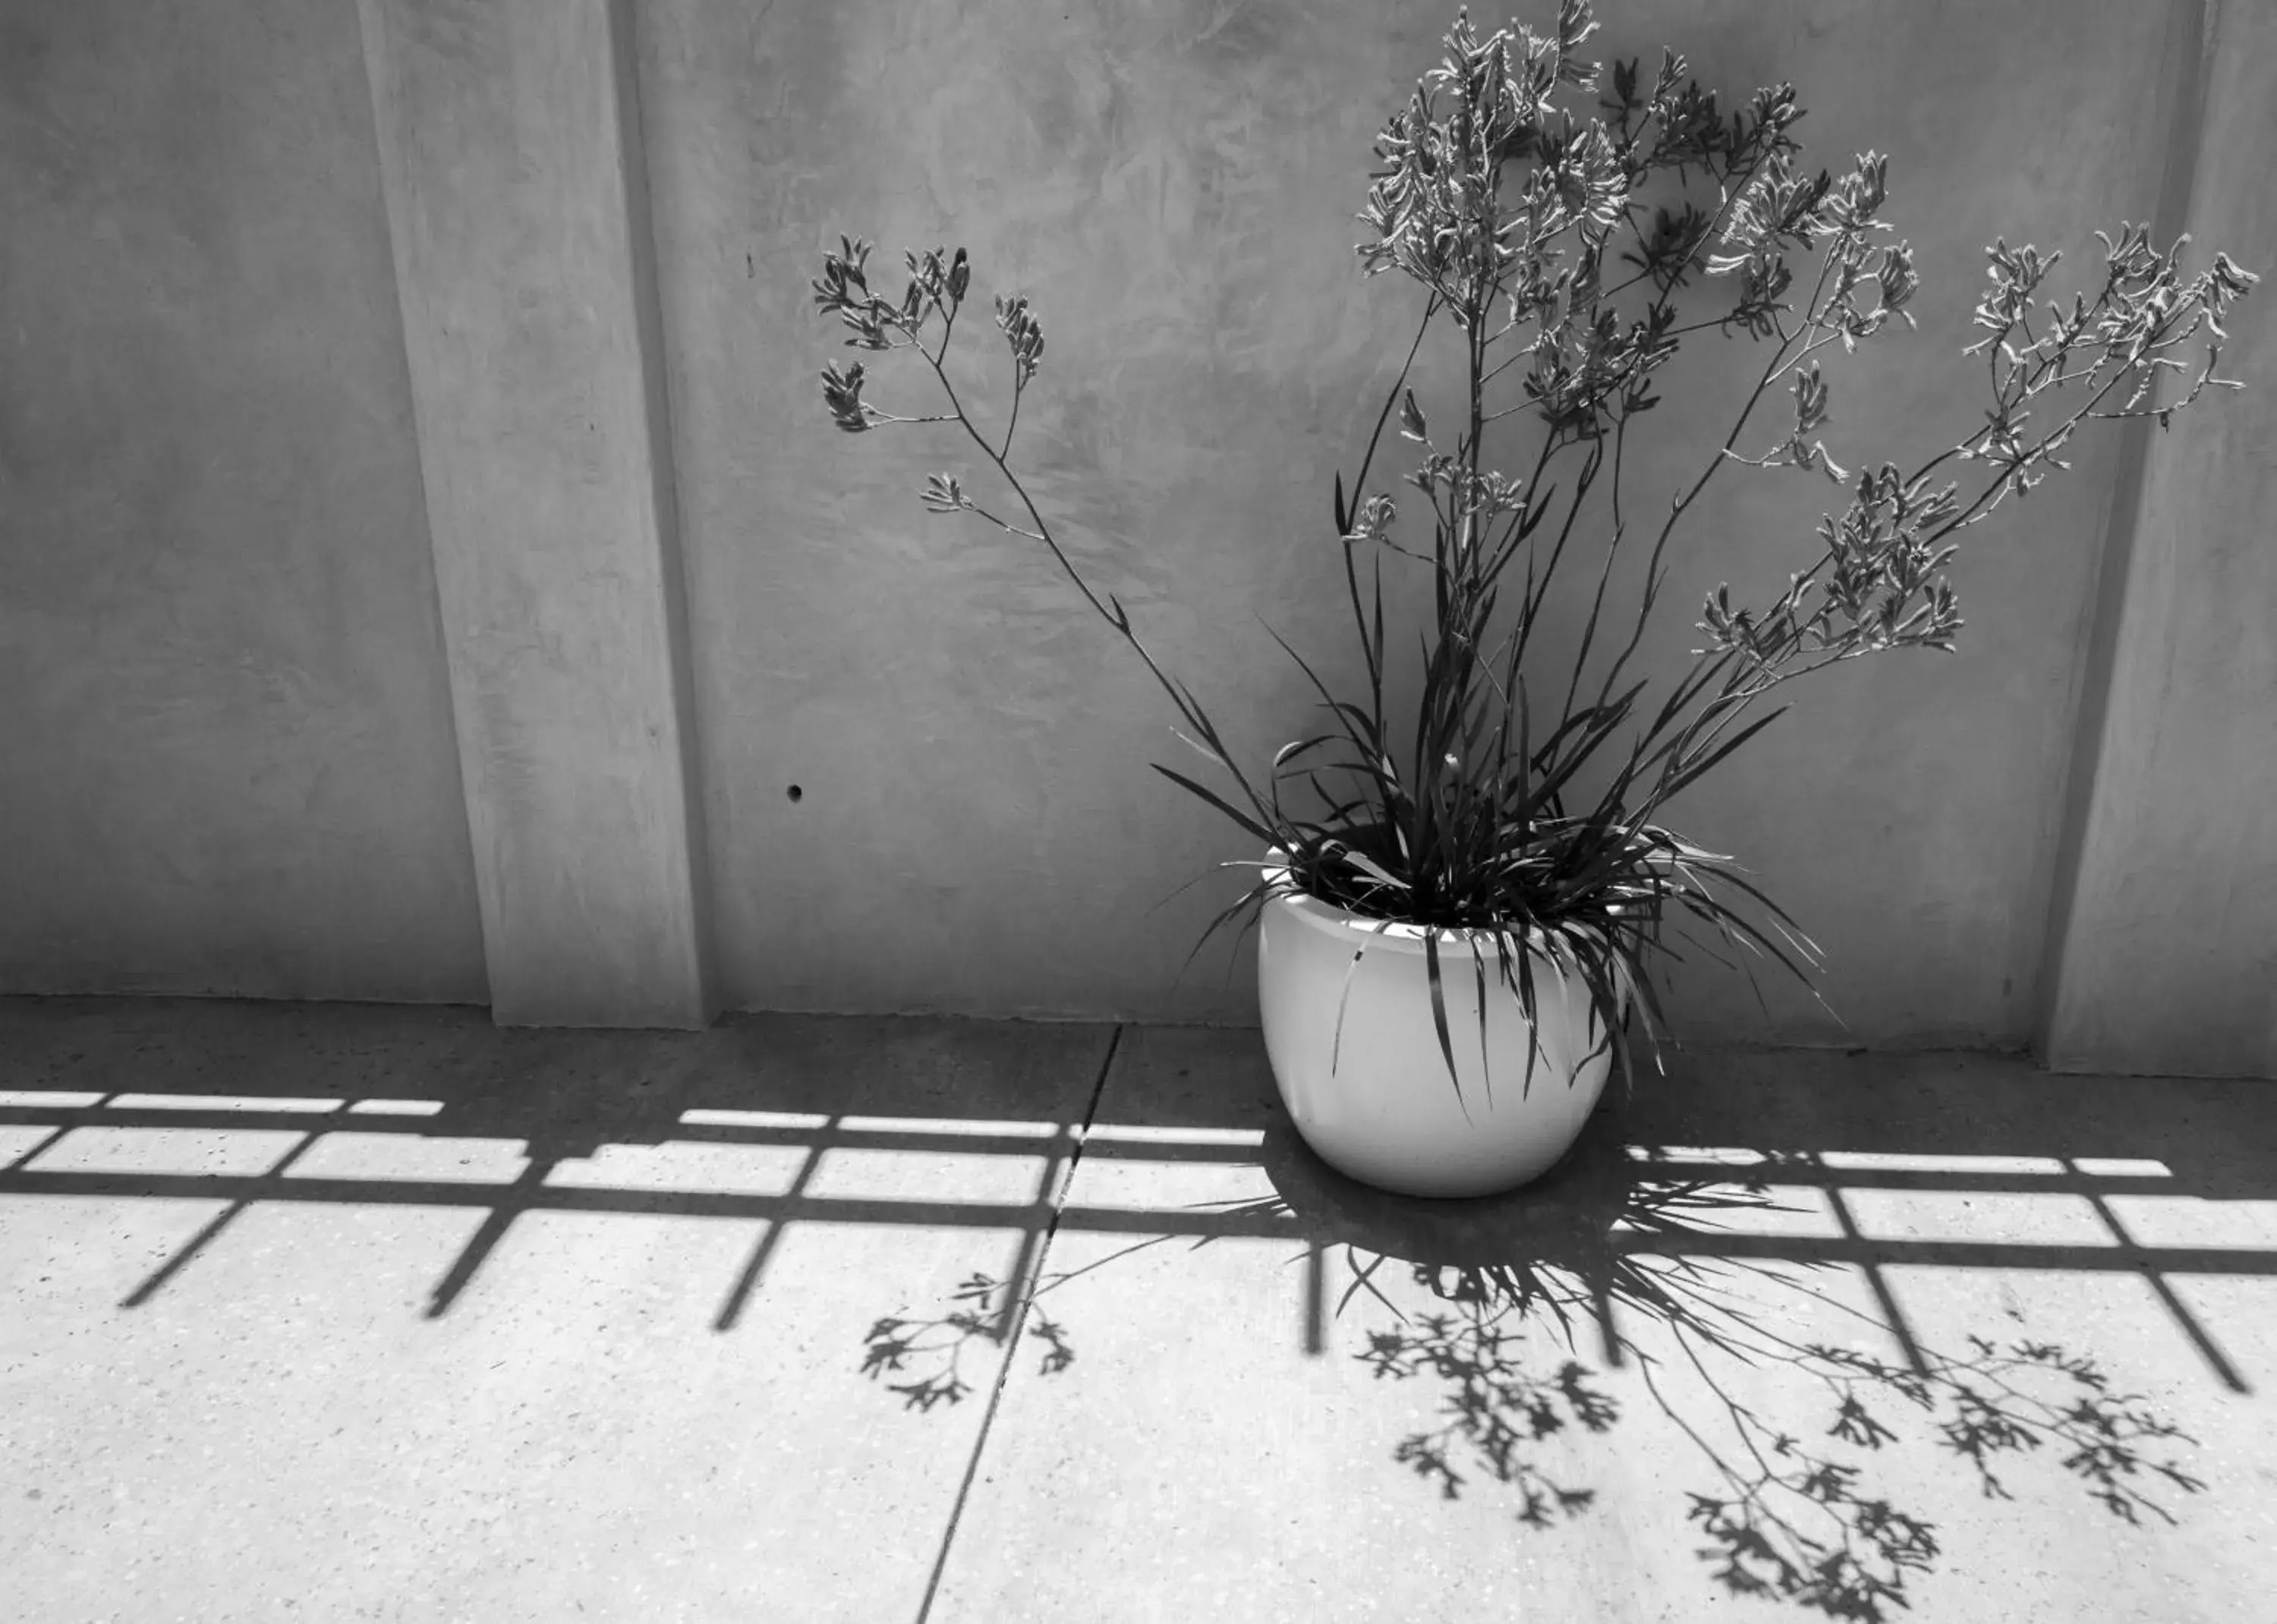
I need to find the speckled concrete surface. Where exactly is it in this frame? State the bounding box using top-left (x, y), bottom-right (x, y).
top-left (0, 999), bottom-right (1111, 1622)
top-left (5, 999), bottom-right (2275, 1622)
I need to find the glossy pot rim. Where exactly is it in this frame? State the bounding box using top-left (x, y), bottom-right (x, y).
top-left (1261, 847), bottom-right (1620, 961)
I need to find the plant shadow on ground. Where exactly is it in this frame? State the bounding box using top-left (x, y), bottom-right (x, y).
top-left (861, 1271), bottom-right (1076, 1412)
top-left (0, 1001), bottom-right (2228, 1619)
top-left (867, 1093), bottom-right (2209, 1622)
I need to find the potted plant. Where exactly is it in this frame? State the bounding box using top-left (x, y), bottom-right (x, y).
top-left (808, 4), bottom-right (2253, 1197)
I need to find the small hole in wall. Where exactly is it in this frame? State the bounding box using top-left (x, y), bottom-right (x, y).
top-left (786, 785), bottom-right (804, 803)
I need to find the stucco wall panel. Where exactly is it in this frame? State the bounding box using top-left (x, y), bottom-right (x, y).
top-left (633, 0), bottom-right (2184, 1037)
top-left (2043, 0), bottom-right (2277, 1078)
top-left (636, 0), bottom-right (2184, 1040)
top-left (0, 0), bottom-right (485, 1002)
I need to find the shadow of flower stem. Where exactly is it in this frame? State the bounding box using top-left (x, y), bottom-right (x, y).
top-left (1648, 1296), bottom-right (2203, 1621)
top-left (862, 1272), bottom-right (1031, 1412)
top-left (858, 1241), bottom-right (1186, 1411)
top-left (1340, 1248), bottom-right (2200, 1623)
top-left (1358, 1292), bottom-right (1615, 1526)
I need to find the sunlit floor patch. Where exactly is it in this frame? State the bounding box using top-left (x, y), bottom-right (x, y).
top-left (2105, 1197), bottom-right (2277, 1251)
top-left (802, 1145), bottom-right (1060, 1207)
top-left (107, 1094), bottom-right (345, 1115)
top-left (22, 1125), bottom-right (307, 1178)
top-left (283, 1131), bottom-right (532, 1185)
top-left (0, 1124), bottom-right (63, 1163)
top-left (1819, 1149), bottom-right (2071, 1176)
top-left (679, 1106), bottom-right (831, 1131)
top-left (836, 1115), bottom-right (1065, 1139)
top-left (542, 1141), bottom-right (816, 1198)
top-left (1838, 1187), bottom-right (2119, 1246)
top-left (0, 1192), bottom-right (243, 1303)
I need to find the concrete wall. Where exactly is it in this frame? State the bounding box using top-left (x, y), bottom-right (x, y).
top-left (0, 0), bottom-right (485, 1002)
top-left (633, 0), bottom-right (2196, 1043)
top-left (2, 0), bottom-right (2268, 1072)
top-left (2039, 0), bottom-right (2277, 1078)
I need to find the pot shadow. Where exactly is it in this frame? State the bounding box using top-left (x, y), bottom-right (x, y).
top-left (862, 1097), bottom-right (2206, 1622)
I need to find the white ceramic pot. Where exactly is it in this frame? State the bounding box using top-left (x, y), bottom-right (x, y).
top-left (1256, 850), bottom-right (1617, 1198)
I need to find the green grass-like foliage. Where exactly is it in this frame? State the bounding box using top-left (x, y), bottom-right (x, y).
top-left (811, 2), bottom-right (2253, 1098)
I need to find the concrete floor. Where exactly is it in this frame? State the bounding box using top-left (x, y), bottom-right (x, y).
top-left (4, 999), bottom-right (2274, 1622)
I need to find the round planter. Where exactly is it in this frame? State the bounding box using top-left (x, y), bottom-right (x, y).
top-left (1256, 851), bottom-right (1618, 1199)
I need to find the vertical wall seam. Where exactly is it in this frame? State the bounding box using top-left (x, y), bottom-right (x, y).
top-left (607, 0), bottom-right (721, 1022)
top-left (352, 0), bottom-right (507, 1011)
top-left (2030, 0), bottom-right (2216, 1065)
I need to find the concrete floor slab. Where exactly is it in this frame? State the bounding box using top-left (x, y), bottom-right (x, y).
top-left (932, 1031), bottom-right (2277, 1624)
top-left (0, 998), bottom-right (1111, 1622)
top-left (6, 999), bottom-right (2277, 1622)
